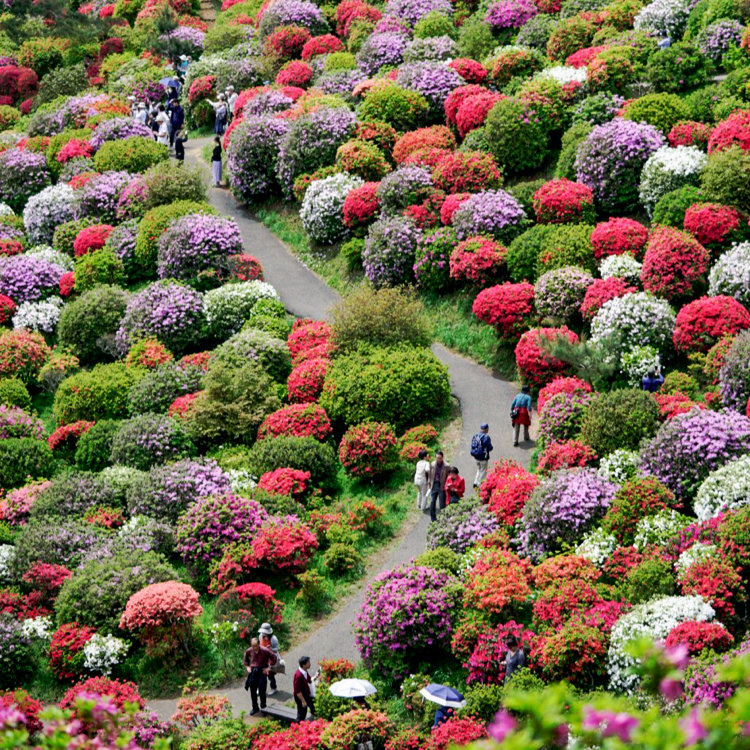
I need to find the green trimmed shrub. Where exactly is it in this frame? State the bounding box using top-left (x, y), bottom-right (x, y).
top-left (93, 136), bottom-right (168, 173)
top-left (414, 546), bottom-right (461, 575)
top-left (74, 419), bottom-right (120, 472)
top-left (358, 85), bottom-right (430, 132)
top-left (506, 225), bottom-right (559, 283)
top-left (652, 185), bottom-right (706, 226)
top-left (140, 162), bottom-right (207, 212)
top-left (485, 97), bottom-right (549, 174)
top-left (622, 93), bottom-right (691, 135)
top-left (646, 42), bottom-right (712, 93)
top-left (457, 19), bottom-right (495, 59)
top-left (35, 64), bottom-right (88, 108)
top-left (0, 378), bottom-right (31, 410)
top-left (555, 122), bottom-right (592, 180)
top-left (53, 217), bottom-right (97, 256)
top-left (74, 247), bottom-right (126, 292)
top-left (621, 557), bottom-right (675, 603)
top-left (701, 146), bottom-right (750, 211)
top-left (534, 224), bottom-right (596, 276)
top-left (414, 11), bottom-right (457, 38)
top-left (0, 439), bottom-right (55, 489)
top-left (212, 328), bottom-right (291, 382)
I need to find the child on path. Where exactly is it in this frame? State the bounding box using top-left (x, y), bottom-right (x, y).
top-left (444, 466), bottom-right (465, 504)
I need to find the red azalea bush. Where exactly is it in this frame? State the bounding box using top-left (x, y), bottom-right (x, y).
top-left (392, 126), bottom-right (456, 164)
top-left (72, 224), bottom-right (113, 258)
top-left (404, 191), bottom-right (446, 229)
top-left (339, 421), bottom-right (399, 478)
top-left (169, 391), bottom-right (201, 420)
top-left (265, 25), bottom-right (311, 59)
top-left (683, 203), bottom-right (749, 250)
top-left (450, 236), bottom-right (507, 287)
top-left (704, 334), bottom-right (735, 385)
top-left (668, 120), bottom-right (712, 148)
top-left (257, 468), bottom-right (311, 501)
top-left (47, 420), bottom-right (94, 455)
top-left (708, 110), bottom-right (750, 153)
top-left (603, 546), bottom-right (643, 581)
top-left (228, 254), bottom-right (264, 281)
top-left (0, 329), bottom-right (51, 384)
top-left (590, 217), bottom-right (648, 260)
top-left (0, 690), bottom-right (43, 736)
top-left (440, 192), bottom-right (471, 225)
top-left (602, 476), bottom-right (676, 545)
top-left (0, 241), bottom-right (24, 258)
top-left (119, 581), bottom-right (202, 655)
top-left (537, 376), bottom-right (592, 412)
top-left (253, 718), bottom-right (331, 750)
top-left (530, 621), bottom-right (607, 685)
top-left (679, 555), bottom-right (744, 621)
top-left (515, 326), bottom-right (579, 388)
top-left (480, 459), bottom-right (540, 525)
top-left (454, 92), bottom-right (503, 138)
top-left (342, 182), bottom-right (381, 233)
top-left (249, 519), bottom-right (319, 573)
top-left (655, 391), bottom-right (705, 419)
top-left (641, 226), bottom-right (709, 300)
top-left (171, 690), bottom-right (231, 732)
top-left (85, 506), bottom-right (124, 529)
top-left (444, 84), bottom-right (487, 127)
top-left (472, 282), bottom-right (535, 341)
top-left (56, 138), bottom-right (94, 163)
top-left (428, 717), bottom-right (488, 749)
top-left (533, 179), bottom-right (595, 225)
top-left (580, 600), bottom-right (630, 634)
top-left (301, 34), bottom-right (343, 60)
top-left (466, 621), bottom-right (535, 684)
top-left (59, 272), bottom-right (75, 297)
top-left (432, 151), bottom-right (502, 193)
top-left (580, 277), bottom-right (637, 320)
top-left (276, 60), bottom-right (313, 87)
top-left (124, 338), bottom-right (173, 369)
top-left (188, 75), bottom-right (215, 105)
top-left (532, 579), bottom-right (602, 631)
top-left (48, 622), bottom-right (97, 680)
top-left (59, 677), bottom-right (144, 712)
top-left (566, 45), bottom-right (609, 68)
top-left (672, 296), bottom-right (750, 353)
top-left (449, 58), bottom-right (488, 84)
top-left (287, 320), bottom-right (332, 359)
top-left (287, 357), bottom-right (329, 403)
top-left (665, 620), bottom-right (733, 656)
top-left (22, 562), bottom-right (71, 602)
top-left (403, 147), bottom-right (453, 170)
top-left (258, 403), bottom-right (333, 441)
top-left (533, 555), bottom-right (600, 590)
top-left (213, 582), bottom-right (284, 630)
top-left (536, 439), bottom-right (597, 473)
top-left (465, 549), bottom-right (533, 615)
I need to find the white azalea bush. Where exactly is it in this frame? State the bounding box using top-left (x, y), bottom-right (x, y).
top-left (204, 280), bottom-right (280, 339)
top-left (537, 65), bottom-right (587, 84)
top-left (674, 543), bottom-right (716, 576)
top-left (708, 242), bottom-right (750, 306)
top-left (0, 203), bottom-right (13, 217)
top-left (638, 146), bottom-right (707, 216)
top-left (599, 253), bottom-right (642, 283)
top-left (22, 183), bottom-right (76, 245)
top-left (634, 0), bottom-right (695, 37)
top-left (27, 245), bottom-right (74, 271)
top-left (598, 449), bottom-right (641, 485)
top-left (0, 545), bottom-right (14, 583)
top-left (83, 633), bottom-right (129, 675)
top-left (13, 297), bottom-right (65, 333)
top-left (608, 595), bottom-right (716, 693)
top-left (591, 292), bottom-right (676, 356)
top-left (575, 526), bottom-right (618, 567)
top-left (300, 172), bottom-right (364, 244)
top-left (21, 616), bottom-right (53, 642)
top-left (633, 509), bottom-right (691, 551)
top-left (694, 454), bottom-right (750, 520)
top-left (621, 345), bottom-right (661, 386)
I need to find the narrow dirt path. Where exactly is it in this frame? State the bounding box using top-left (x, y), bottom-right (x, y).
top-left (147, 141), bottom-right (536, 719)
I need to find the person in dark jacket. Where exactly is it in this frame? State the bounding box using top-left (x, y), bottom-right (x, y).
top-left (293, 656), bottom-right (318, 722)
top-left (470, 423), bottom-right (493, 488)
top-left (174, 129), bottom-right (187, 163)
top-left (501, 635), bottom-right (526, 683)
top-left (169, 102), bottom-right (184, 147)
top-left (427, 450), bottom-right (448, 522)
top-left (243, 637), bottom-right (277, 715)
top-left (211, 136), bottom-right (222, 186)
top-left (642, 368), bottom-right (664, 393)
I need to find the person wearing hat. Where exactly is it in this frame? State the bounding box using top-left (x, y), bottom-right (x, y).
top-left (226, 85), bottom-right (238, 120)
top-left (510, 385), bottom-right (533, 447)
top-left (135, 102), bottom-right (148, 125)
top-left (470, 423), bottom-right (493, 489)
top-left (258, 623), bottom-right (282, 695)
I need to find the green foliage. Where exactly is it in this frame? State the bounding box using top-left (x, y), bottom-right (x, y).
top-left (57, 285), bottom-right (128, 365)
top-left (183, 361), bottom-right (281, 446)
top-left (53, 217), bottom-right (97, 256)
top-left (332, 286), bottom-right (431, 353)
top-left (55, 550), bottom-right (178, 631)
top-left (541, 335), bottom-right (619, 391)
top-left (93, 136), bottom-right (169, 173)
top-left (35, 64), bottom-right (88, 108)
top-left (141, 162), bottom-right (207, 212)
top-left (622, 93), bottom-right (691, 134)
top-left (507, 225), bottom-right (558, 283)
top-left (652, 185), bottom-right (706, 226)
top-left (323, 52), bottom-right (357, 71)
top-left (414, 11), bottom-right (457, 38)
top-left (246, 435), bottom-right (338, 492)
top-left (662, 370), bottom-right (700, 398)
top-left (74, 248), bottom-right (126, 292)
top-left (358, 85), bottom-right (430, 131)
top-left (535, 224), bottom-right (596, 275)
top-left (0, 378), bottom-right (31, 410)
top-left (204, 23), bottom-right (248, 53)
top-left (579, 389), bottom-right (661, 456)
top-left (701, 146), bottom-right (750, 211)
top-left (53, 363), bottom-right (144, 425)
top-left (0, 438), bottom-right (55, 489)
top-left (323, 542), bottom-right (363, 575)
top-left (621, 557), bottom-right (675, 603)
top-left (460, 683), bottom-right (507, 722)
top-left (321, 345), bottom-right (451, 431)
top-left (555, 122), bottom-right (592, 180)
top-left (212, 328), bottom-right (291, 382)
top-left (646, 42), bottom-right (713, 93)
top-left (182, 718), bottom-right (256, 750)
top-left (457, 19), bottom-right (495, 59)
top-left (414, 546), bottom-right (461, 575)
top-left (485, 97), bottom-right (549, 174)
top-left (341, 238), bottom-right (364, 270)
top-left (75, 419), bottom-right (120, 472)
top-left (508, 178), bottom-right (546, 220)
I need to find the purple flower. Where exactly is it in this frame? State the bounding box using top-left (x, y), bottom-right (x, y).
top-left (452, 189), bottom-right (527, 243)
top-left (0, 149), bottom-right (51, 213)
top-left (426, 498), bottom-right (499, 553)
top-left (660, 677), bottom-right (684, 701)
top-left (698, 19), bottom-right (743, 62)
top-left (243, 91), bottom-right (293, 117)
top-left (377, 165), bottom-right (433, 211)
top-left (485, 0), bottom-right (537, 29)
top-left (720, 331), bottom-right (750, 410)
top-left (680, 709), bottom-right (708, 744)
top-left (374, 15), bottom-right (412, 34)
top-left (105, 218), bottom-right (138, 276)
top-left (357, 32), bottom-right (409, 76)
top-left (160, 26), bottom-right (205, 53)
top-left (259, 0), bottom-right (328, 35)
top-left (315, 70), bottom-right (366, 98)
top-left (385, 0), bottom-right (452, 25)
top-left (395, 61), bottom-right (464, 109)
top-left (582, 708), bottom-right (639, 742)
top-left (363, 214), bottom-right (421, 287)
top-left (75, 170), bottom-right (132, 223)
top-left (0, 254), bottom-right (64, 303)
top-left (89, 117), bottom-right (154, 151)
top-left (489, 710), bottom-right (518, 742)
top-left (0, 405), bottom-right (44, 440)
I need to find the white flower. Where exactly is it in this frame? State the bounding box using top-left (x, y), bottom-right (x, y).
top-left (0, 545), bottom-right (14, 583)
top-left (83, 633), bottom-right (129, 675)
top-left (227, 469), bottom-right (257, 495)
top-left (599, 253), bottom-right (642, 283)
top-left (537, 65), bottom-right (587, 84)
top-left (13, 297), bottom-right (64, 333)
top-left (458, 546), bottom-right (484, 580)
top-left (608, 595), bottom-right (716, 693)
top-left (575, 527), bottom-right (618, 567)
top-left (621, 345), bottom-right (661, 386)
top-left (203, 280), bottom-right (280, 339)
top-left (708, 242), bottom-right (750, 306)
top-left (22, 183), bottom-right (76, 245)
top-left (634, 0), bottom-right (695, 37)
top-left (633, 509), bottom-right (691, 551)
top-left (638, 146), bottom-right (707, 216)
top-left (694, 454), bottom-right (750, 520)
top-left (300, 172), bottom-right (364, 245)
top-left (21, 616), bottom-right (53, 641)
top-left (591, 292), bottom-right (676, 356)
top-left (26, 245), bottom-right (74, 272)
top-left (598, 449), bottom-right (641, 485)
top-left (675, 543), bottom-right (716, 576)
top-left (0, 203), bottom-right (14, 217)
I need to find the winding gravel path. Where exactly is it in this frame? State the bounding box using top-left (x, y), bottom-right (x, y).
top-left (147, 140), bottom-right (535, 719)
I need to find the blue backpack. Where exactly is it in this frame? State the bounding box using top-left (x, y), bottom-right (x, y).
top-left (470, 433), bottom-right (486, 459)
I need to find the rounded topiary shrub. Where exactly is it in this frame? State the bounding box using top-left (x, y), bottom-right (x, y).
top-left (485, 97), bottom-right (549, 175)
top-left (622, 93), bottom-right (691, 135)
top-left (128, 362), bottom-right (205, 415)
top-left (212, 327), bottom-right (291, 382)
top-left (57, 285), bottom-right (128, 365)
top-left (0, 438), bottom-right (55, 489)
top-left (109, 414), bottom-right (196, 471)
top-left (700, 146), bottom-right (750, 212)
top-left (93, 136), bottom-right (169, 173)
top-left (321, 346), bottom-right (451, 431)
top-left (74, 419), bottom-right (121, 472)
top-left (204, 281), bottom-right (280, 340)
top-left (339, 422), bottom-right (399, 479)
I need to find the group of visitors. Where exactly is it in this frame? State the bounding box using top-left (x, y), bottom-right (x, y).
top-left (130, 96), bottom-right (188, 162)
top-left (414, 450), bottom-right (465, 522)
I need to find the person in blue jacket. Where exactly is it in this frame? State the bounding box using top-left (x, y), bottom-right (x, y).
top-left (470, 423), bottom-right (493, 489)
top-left (511, 386), bottom-right (532, 447)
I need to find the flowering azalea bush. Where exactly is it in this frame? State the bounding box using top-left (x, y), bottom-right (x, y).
top-left (257, 403), bottom-right (333, 441)
top-left (533, 179), bottom-right (595, 224)
top-left (514, 326), bottom-right (579, 387)
top-left (339, 421), bottom-right (399, 478)
top-left (472, 283), bottom-right (535, 341)
top-left (48, 622), bottom-right (97, 680)
top-left (673, 296), bottom-right (750, 353)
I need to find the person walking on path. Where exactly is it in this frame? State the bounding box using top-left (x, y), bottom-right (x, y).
top-left (500, 635), bottom-right (526, 682)
top-left (174, 129), bottom-right (187, 163)
top-left (414, 449), bottom-right (431, 511)
top-left (470, 423), bottom-right (493, 489)
top-left (207, 93), bottom-right (228, 134)
top-left (642, 368), bottom-right (664, 393)
top-left (259, 623), bottom-right (282, 695)
top-left (168, 101), bottom-right (184, 148)
top-left (511, 386), bottom-right (532, 447)
top-left (211, 136), bottom-right (223, 187)
top-left (243, 637), bottom-right (277, 715)
top-left (445, 466), bottom-right (465, 505)
top-left (428, 450), bottom-right (448, 522)
top-left (293, 656), bottom-right (318, 722)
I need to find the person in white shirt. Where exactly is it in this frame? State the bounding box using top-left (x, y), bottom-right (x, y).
top-left (414, 449), bottom-right (430, 511)
top-left (135, 103), bottom-right (148, 124)
top-left (226, 85), bottom-right (238, 119)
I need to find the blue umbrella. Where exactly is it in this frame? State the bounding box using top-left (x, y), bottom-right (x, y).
top-left (419, 684), bottom-right (466, 708)
top-left (159, 77), bottom-right (181, 92)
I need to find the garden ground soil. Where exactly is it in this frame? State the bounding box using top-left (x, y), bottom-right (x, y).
top-left (146, 140), bottom-right (536, 719)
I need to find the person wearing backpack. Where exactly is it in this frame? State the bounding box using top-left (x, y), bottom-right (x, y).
top-left (470, 423), bottom-right (493, 489)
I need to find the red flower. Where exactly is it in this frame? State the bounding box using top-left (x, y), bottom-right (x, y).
top-left (537, 376), bottom-right (591, 412)
top-left (668, 120), bottom-right (712, 148)
top-left (276, 60), bottom-right (313, 87)
top-left (451, 237), bottom-right (507, 287)
top-left (258, 402), bottom-right (332, 441)
top-left (683, 202), bottom-right (749, 251)
top-left (343, 181), bottom-right (381, 233)
top-left (641, 226), bottom-right (709, 300)
top-left (679, 555), bottom-right (744, 621)
top-left (514, 326), bottom-right (579, 388)
top-left (339, 421), bottom-right (398, 478)
top-left (590, 217), bottom-right (648, 260)
top-left (708, 109), bottom-right (750, 153)
top-left (537, 439), bottom-right (596, 473)
top-left (0, 691), bottom-right (43, 736)
top-left (565, 45), bottom-right (609, 68)
top-left (49, 623), bottom-right (97, 680)
top-left (429, 717), bottom-right (487, 749)
top-left (258, 467), bottom-right (311, 501)
top-left (179, 351), bottom-right (212, 370)
top-left (287, 319), bottom-right (331, 359)
top-left (466, 621), bottom-right (535, 684)
top-left (440, 192), bottom-right (471, 225)
top-left (472, 282), bottom-right (534, 341)
top-left (188, 75), bottom-right (215, 105)
top-left (287, 357), bottom-right (329, 403)
top-left (533, 179), bottom-right (595, 225)
top-left (580, 277), bottom-right (636, 320)
top-left (72, 224), bottom-right (113, 257)
top-left (59, 677), bottom-right (144, 712)
top-left (0, 240), bottom-right (23, 257)
top-left (465, 548), bottom-right (532, 615)
top-left (392, 126), bottom-right (456, 164)
top-left (58, 271), bottom-right (75, 297)
top-left (0, 294), bottom-right (16, 324)
top-left (265, 25), bottom-right (311, 59)
top-left (250, 520), bottom-right (318, 573)
top-left (433, 150), bottom-right (501, 193)
top-left (301, 34), bottom-right (343, 60)
top-left (673, 296), bottom-right (750, 353)
top-left (533, 579), bottom-right (602, 631)
top-left (228, 254), bottom-right (264, 281)
top-left (48, 420), bottom-right (94, 452)
top-left (444, 84), bottom-right (487, 128)
top-left (655, 391), bottom-right (705, 420)
top-left (448, 58), bottom-right (488, 83)
top-left (480, 459), bottom-right (539, 525)
top-left (665, 621), bottom-right (733, 656)
top-left (454, 92), bottom-right (503, 138)
top-left (168, 391), bottom-right (202, 420)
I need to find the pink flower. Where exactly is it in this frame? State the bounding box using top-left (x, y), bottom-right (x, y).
top-left (659, 677), bottom-right (684, 702)
top-left (582, 707), bottom-right (639, 742)
top-left (488, 710), bottom-right (517, 741)
top-left (680, 709), bottom-right (708, 745)
top-left (665, 643), bottom-right (690, 670)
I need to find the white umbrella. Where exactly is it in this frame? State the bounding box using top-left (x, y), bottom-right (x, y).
top-left (328, 678), bottom-right (378, 698)
top-left (419, 684), bottom-right (466, 708)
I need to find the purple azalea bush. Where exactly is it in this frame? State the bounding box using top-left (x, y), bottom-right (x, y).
top-left (373, 15), bottom-right (412, 34)
top-left (534, 266), bottom-right (594, 322)
top-left (316, 70), bottom-right (366, 98)
top-left (357, 32), bottom-right (409, 76)
top-left (258, 0), bottom-right (328, 36)
top-left (720, 330), bottom-right (750, 411)
top-left (89, 117), bottom-right (154, 151)
top-left (413, 226), bottom-right (455, 291)
top-left (518, 468), bottom-right (617, 561)
top-left (34, 473), bottom-right (119, 519)
top-left (243, 91), bottom-right (294, 117)
top-left (109, 413), bottom-right (195, 471)
top-left (574, 119), bottom-right (665, 211)
top-left (354, 563), bottom-right (461, 678)
top-left (0, 406), bottom-right (44, 440)
top-left (539, 390), bottom-right (595, 443)
top-left (363, 214), bottom-right (421, 287)
top-left (485, 0), bottom-right (538, 30)
top-left (157, 213), bottom-right (243, 283)
top-left (385, 0), bottom-right (452, 25)
top-left (640, 408), bottom-right (750, 499)
top-left (377, 164), bottom-right (433, 211)
top-left (160, 26), bottom-right (206, 54)
top-left (116, 176), bottom-right (149, 221)
top-left (116, 280), bottom-right (205, 355)
top-left (697, 19), bottom-right (743, 62)
top-left (105, 218), bottom-right (139, 277)
top-left (452, 189), bottom-right (528, 243)
top-left (0, 254), bottom-right (65, 303)
top-left (75, 170), bottom-right (132, 223)
top-left (127, 457), bottom-right (232, 522)
top-left (0, 150), bottom-right (51, 213)
top-left (686, 637), bottom-right (750, 708)
top-left (395, 62), bottom-right (464, 110)
top-left (426, 498), bottom-right (500, 553)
